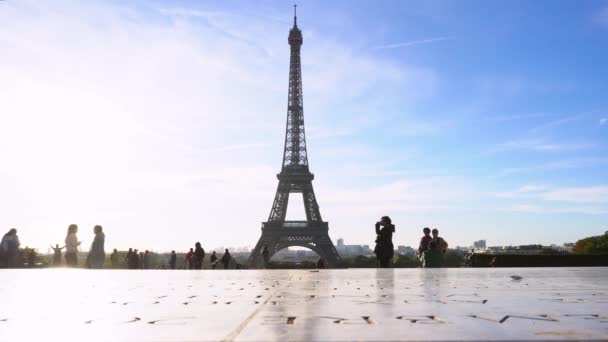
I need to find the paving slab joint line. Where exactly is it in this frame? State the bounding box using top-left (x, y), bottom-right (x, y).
top-left (222, 272), bottom-right (298, 341)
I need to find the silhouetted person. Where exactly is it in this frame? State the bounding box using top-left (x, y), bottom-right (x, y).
top-left (169, 250), bottom-right (177, 269)
top-left (210, 251), bottom-right (218, 269)
top-left (317, 258), bottom-right (326, 269)
top-left (421, 241), bottom-right (443, 268)
top-left (139, 251), bottom-right (145, 269)
top-left (374, 216), bottom-right (395, 268)
top-left (194, 242), bottom-right (205, 269)
top-left (0, 228), bottom-right (20, 268)
top-left (128, 249), bottom-right (140, 269)
top-left (417, 227), bottom-right (432, 258)
top-left (110, 249), bottom-right (119, 268)
top-left (220, 249), bottom-right (231, 269)
top-left (87, 225), bottom-right (105, 269)
top-left (261, 245), bottom-right (270, 269)
top-left (186, 248), bottom-right (194, 269)
top-left (143, 250), bottom-right (150, 269)
top-left (64, 224), bottom-right (81, 267)
top-left (50, 244), bottom-right (65, 266)
top-left (431, 228), bottom-right (448, 254)
top-left (125, 248), bottom-right (133, 267)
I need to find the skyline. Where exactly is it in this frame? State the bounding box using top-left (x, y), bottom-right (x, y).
top-left (1, 0), bottom-right (607, 252)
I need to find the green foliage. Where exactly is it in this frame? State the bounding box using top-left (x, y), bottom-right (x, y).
top-left (573, 234), bottom-right (608, 255)
top-left (442, 250), bottom-right (465, 267)
top-left (392, 254), bottom-right (421, 268)
top-left (341, 255), bottom-right (377, 268)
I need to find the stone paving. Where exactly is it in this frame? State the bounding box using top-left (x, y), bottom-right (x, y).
top-left (0, 268), bottom-right (607, 341)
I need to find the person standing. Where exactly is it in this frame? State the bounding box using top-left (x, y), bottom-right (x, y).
top-left (431, 228), bottom-right (448, 254)
top-left (417, 227), bottom-right (433, 258)
top-left (169, 251), bottom-right (177, 269)
top-left (421, 241), bottom-right (443, 268)
top-left (185, 248), bottom-right (194, 269)
top-left (128, 249), bottom-right (139, 269)
top-left (1, 228), bottom-right (21, 268)
top-left (64, 224), bottom-right (81, 267)
top-left (50, 244), bottom-right (65, 266)
top-left (87, 225), bottom-right (106, 269)
top-left (210, 251), bottom-right (218, 269)
top-left (138, 251), bottom-right (149, 270)
top-left (110, 249), bottom-right (119, 268)
top-left (261, 245), bottom-right (270, 269)
top-left (220, 249), bottom-right (231, 269)
top-left (373, 216), bottom-right (395, 268)
top-left (193, 242), bottom-right (205, 269)
top-left (125, 248), bottom-right (133, 267)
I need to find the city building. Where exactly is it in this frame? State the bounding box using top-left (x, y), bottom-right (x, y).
top-left (473, 240), bottom-right (487, 250)
top-left (335, 238), bottom-right (373, 257)
top-left (396, 245), bottom-right (416, 256)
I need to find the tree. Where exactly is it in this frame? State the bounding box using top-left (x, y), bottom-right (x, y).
top-left (573, 234), bottom-right (608, 255)
top-left (392, 254), bottom-right (421, 268)
top-left (442, 250), bottom-right (464, 267)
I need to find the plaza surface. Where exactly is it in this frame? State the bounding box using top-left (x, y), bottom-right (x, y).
top-left (0, 268), bottom-right (607, 341)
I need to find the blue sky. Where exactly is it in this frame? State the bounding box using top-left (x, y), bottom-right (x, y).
top-left (0, 0), bottom-right (607, 252)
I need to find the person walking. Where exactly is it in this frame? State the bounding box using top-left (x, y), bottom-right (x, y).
top-left (417, 227), bottom-right (433, 258)
top-left (64, 224), bottom-right (81, 267)
top-left (220, 249), bottom-right (231, 269)
top-left (87, 225), bottom-right (106, 269)
top-left (210, 251), bottom-right (218, 269)
top-left (431, 228), bottom-right (448, 254)
top-left (50, 244), bottom-right (65, 266)
top-left (373, 216), bottom-right (395, 268)
top-left (193, 242), bottom-right (205, 269)
top-left (421, 241), bottom-right (443, 268)
top-left (261, 245), bottom-right (270, 269)
top-left (169, 251), bottom-right (177, 269)
top-left (110, 249), bottom-right (119, 268)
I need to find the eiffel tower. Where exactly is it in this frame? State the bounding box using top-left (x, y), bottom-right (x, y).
top-left (248, 6), bottom-right (341, 268)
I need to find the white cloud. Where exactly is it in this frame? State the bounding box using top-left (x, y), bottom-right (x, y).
top-left (494, 138), bottom-right (594, 152)
top-left (497, 185), bottom-right (608, 215)
top-left (373, 37), bottom-right (451, 50)
top-left (542, 186), bottom-right (608, 204)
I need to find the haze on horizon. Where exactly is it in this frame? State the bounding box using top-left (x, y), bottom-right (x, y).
top-left (1, 0), bottom-right (607, 253)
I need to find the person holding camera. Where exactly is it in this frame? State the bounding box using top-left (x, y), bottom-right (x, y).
top-left (373, 216), bottom-right (395, 268)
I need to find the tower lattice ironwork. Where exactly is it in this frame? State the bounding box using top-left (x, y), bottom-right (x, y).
top-left (249, 6), bottom-right (342, 268)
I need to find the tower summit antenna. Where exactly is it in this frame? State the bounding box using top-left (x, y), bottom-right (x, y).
top-left (294, 3), bottom-right (297, 26)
